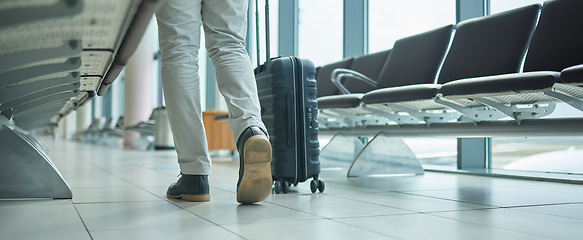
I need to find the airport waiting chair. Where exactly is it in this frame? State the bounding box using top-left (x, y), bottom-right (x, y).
top-left (359, 3), bottom-right (541, 124)
top-left (318, 24), bottom-right (454, 127)
top-left (439, 0), bottom-right (583, 123)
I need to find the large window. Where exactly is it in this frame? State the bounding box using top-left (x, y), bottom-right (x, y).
top-left (298, 0), bottom-right (343, 66)
top-left (368, 0), bottom-right (455, 53)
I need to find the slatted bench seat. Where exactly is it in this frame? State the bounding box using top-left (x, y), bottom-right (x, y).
top-left (0, 0), bottom-right (163, 199)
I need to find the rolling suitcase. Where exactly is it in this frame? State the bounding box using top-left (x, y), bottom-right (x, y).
top-left (253, 0), bottom-right (324, 194)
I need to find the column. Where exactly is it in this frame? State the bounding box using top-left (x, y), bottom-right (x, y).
top-left (75, 103), bottom-right (92, 140)
top-left (343, 0), bottom-right (368, 58)
top-left (123, 17), bottom-right (155, 149)
top-left (278, 0), bottom-right (298, 57)
top-left (456, 0), bottom-right (491, 170)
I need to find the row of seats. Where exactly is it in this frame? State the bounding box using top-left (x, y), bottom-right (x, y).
top-left (315, 0), bottom-right (583, 134)
top-left (0, 0), bottom-right (163, 199)
top-left (0, 0), bottom-right (162, 131)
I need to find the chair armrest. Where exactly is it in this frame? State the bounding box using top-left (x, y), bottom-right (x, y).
top-left (331, 68), bottom-right (377, 94)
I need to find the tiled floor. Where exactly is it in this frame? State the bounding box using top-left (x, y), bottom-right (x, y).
top-left (2, 138), bottom-right (583, 240)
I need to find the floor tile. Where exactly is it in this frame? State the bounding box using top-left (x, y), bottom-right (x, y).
top-left (335, 213), bottom-right (552, 240)
top-left (114, 171), bottom-right (180, 188)
top-left (511, 203), bottom-right (583, 220)
top-left (265, 192), bottom-right (414, 218)
top-left (53, 162), bottom-right (106, 176)
top-left (223, 219), bottom-right (396, 240)
top-left (90, 225), bottom-right (243, 240)
top-left (74, 201), bottom-right (212, 231)
top-left (170, 189), bottom-right (322, 225)
top-left (405, 183), bottom-right (583, 207)
top-left (430, 208), bottom-right (583, 240)
top-left (71, 186), bottom-right (163, 203)
top-left (0, 203), bottom-right (91, 240)
top-left (0, 199), bottom-right (72, 207)
top-left (316, 170), bottom-right (540, 195)
top-left (64, 175), bottom-right (136, 188)
top-left (334, 191), bottom-right (493, 212)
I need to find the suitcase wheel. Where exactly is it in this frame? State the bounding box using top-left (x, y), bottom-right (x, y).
top-left (273, 180), bottom-right (290, 194)
top-left (318, 180), bottom-right (325, 193)
top-left (274, 180), bottom-right (281, 194)
top-left (282, 180), bottom-right (290, 193)
top-left (310, 179), bottom-right (325, 193)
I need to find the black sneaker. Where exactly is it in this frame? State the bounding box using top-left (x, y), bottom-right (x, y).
top-left (236, 126), bottom-right (272, 204)
top-left (166, 174), bottom-right (210, 202)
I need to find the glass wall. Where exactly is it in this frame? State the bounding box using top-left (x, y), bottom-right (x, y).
top-left (493, 136), bottom-right (583, 175)
top-left (298, 0), bottom-right (343, 66)
top-left (368, 0), bottom-right (455, 53)
top-left (404, 137), bottom-right (457, 168)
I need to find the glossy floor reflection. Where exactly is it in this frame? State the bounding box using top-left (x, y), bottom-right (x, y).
top-left (1, 137), bottom-right (582, 240)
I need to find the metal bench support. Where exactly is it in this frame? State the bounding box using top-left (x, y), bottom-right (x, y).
top-left (0, 125), bottom-right (72, 199)
top-left (348, 133), bottom-right (424, 177)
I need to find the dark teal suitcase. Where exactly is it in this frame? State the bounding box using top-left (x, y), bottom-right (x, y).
top-left (253, 0), bottom-right (323, 194)
top-left (255, 56), bottom-right (323, 194)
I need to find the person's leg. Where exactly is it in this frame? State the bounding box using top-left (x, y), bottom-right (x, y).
top-left (156, 0), bottom-right (210, 201)
top-left (201, 0), bottom-right (266, 140)
top-left (201, 0), bottom-right (272, 204)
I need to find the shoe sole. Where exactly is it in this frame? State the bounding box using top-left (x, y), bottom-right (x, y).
top-left (237, 135), bottom-right (272, 204)
top-left (167, 193), bottom-right (210, 202)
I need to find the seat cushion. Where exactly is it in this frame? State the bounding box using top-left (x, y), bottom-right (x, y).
top-left (317, 94), bottom-right (364, 109)
top-left (361, 84), bottom-right (440, 104)
top-left (440, 71), bottom-right (559, 97)
top-left (560, 64), bottom-right (583, 84)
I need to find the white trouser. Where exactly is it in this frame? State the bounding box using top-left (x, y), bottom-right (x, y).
top-left (156, 0), bottom-right (266, 175)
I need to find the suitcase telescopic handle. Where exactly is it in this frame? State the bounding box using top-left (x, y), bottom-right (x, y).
top-left (265, 0), bottom-right (271, 63)
top-left (255, 0), bottom-right (260, 68)
top-left (255, 0), bottom-right (271, 69)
